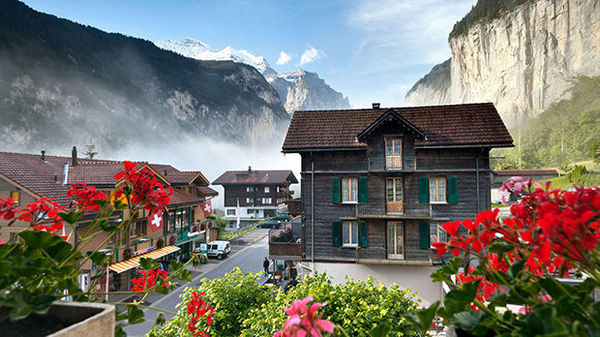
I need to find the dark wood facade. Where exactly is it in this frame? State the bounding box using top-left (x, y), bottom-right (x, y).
top-left (222, 183), bottom-right (293, 207)
top-left (299, 126), bottom-right (493, 264)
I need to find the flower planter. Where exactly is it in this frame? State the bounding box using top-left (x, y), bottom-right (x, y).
top-left (1, 302), bottom-right (115, 337)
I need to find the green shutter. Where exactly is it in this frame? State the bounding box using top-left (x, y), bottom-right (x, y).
top-left (332, 178), bottom-right (341, 204)
top-left (332, 221), bottom-right (342, 247)
top-left (359, 221), bottom-right (368, 248)
top-left (419, 221), bottom-right (430, 249)
top-left (358, 176), bottom-right (368, 204)
top-left (448, 176), bottom-right (458, 204)
top-left (418, 176), bottom-right (429, 203)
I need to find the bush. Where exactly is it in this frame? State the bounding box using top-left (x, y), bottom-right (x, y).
top-left (151, 271), bottom-right (422, 337)
top-left (149, 268), bottom-right (271, 337)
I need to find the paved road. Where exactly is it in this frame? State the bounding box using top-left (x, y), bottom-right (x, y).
top-left (123, 229), bottom-right (269, 336)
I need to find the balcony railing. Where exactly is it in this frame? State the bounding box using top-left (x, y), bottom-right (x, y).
top-left (268, 228), bottom-right (302, 259)
top-left (357, 203), bottom-right (432, 219)
top-left (368, 156), bottom-right (490, 172)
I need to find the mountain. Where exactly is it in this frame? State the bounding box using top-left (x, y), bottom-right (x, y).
top-left (155, 38), bottom-right (350, 113)
top-left (0, 0), bottom-right (289, 154)
top-left (155, 38), bottom-right (276, 76)
top-left (405, 0), bottom-right (600, 128)
top-left (266, 70), bottom-right (351, 113)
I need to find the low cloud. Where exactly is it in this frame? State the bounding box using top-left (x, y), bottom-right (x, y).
top-left (276, 51), bottom-right (292, 65)
top-left (299, 46), bottom-right (325, 66)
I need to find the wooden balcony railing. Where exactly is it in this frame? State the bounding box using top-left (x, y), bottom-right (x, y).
top-left (269, 242), bottom-right (302, 259)
top-left (357, 203), bottom-right (432, 220)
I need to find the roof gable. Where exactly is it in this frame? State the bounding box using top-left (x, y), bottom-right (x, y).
top-left (213, 170), bottom-right (298, 185)
top-left (357, 109), bottom-right (426, 142)
top-left (282, 103), bottom-right (514, 151)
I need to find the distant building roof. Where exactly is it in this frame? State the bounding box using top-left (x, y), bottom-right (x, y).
top-left (282, 103), bottom-right (514, 152)
top-left (0, 151), bottom-right (212, 206)
top-left (197, 186), bottom-right (218, 197)
top-left (493, 169), bottom-right (559, 176)
top-left (213, 168), bottom-right (298, 185)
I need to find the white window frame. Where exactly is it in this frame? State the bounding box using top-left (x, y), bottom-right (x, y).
top-left (342, 221), bottom-right (358, 247)
top-left (246, 197), bottom-right (253, 204)
top-left (429, 176), bottom-right (447, 203)
top-left (430, 222), bottom-right (447, 246)
top-left (227, 209), bottom-right (236, 216)
top-left (263, 197), bottom-right (272, 204)
top-left (341, 178), bottom-right (358, 204)
top-left (246, 186), bottom-right (254, 192)
top-left (264, 186), bottom-right (270, 193)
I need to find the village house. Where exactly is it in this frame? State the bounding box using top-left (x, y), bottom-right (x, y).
top-left (213, 167), bottom-right (297, 226)
top-left (0, 148), bottom-right (217, 291)
top-left (279, 103), bottom-right (514, 305)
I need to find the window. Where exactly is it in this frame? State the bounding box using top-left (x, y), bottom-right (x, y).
top-left (429, 177), bottom-right (447, 203)
top-left (387, 222), bottom-right (404, 259)
top-left (129, 222), bottom-right (137, 237)
top-left (386, 178), bottom-right (403, 213)
top-left (342, 221), bottom-right (358, 247)
top-left (263, 197), bottom-right (272, 204)
top-left (430, 222), bottom-right (447, 245)
top-left (246, 186), bottom-right (254, 192)
top-left (10, 191), bottom-right (19, 205)
top-left (246, 197), bottom-right (254, 204)
top-left (341, 178), bottom-right (358, 203)
top-left (8, 232), bottom-right (17, 244)
top-left (227, 209), bottom-right (236, 216)
top-left (385, 137), bottom-right (402, 169)
top-left (140, 222), bottom-right (147, 236)
top-left (264, 186), bottom-right (270, 193)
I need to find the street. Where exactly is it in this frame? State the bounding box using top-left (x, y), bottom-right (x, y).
top-left (123, 228), bottom-right (269, 337)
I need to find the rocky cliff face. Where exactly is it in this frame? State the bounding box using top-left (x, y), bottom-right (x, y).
top-left (266, 70), bottom-right (351, 113)
top-left (0, 1), bottom-right (289, 153)
top-left (156, 39), bottom-right (350, 114)
top-left (405, 0), bottom-right (600, 127)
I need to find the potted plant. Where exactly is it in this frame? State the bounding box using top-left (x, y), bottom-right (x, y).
top-left (0, 162), bottom-right (213, 336)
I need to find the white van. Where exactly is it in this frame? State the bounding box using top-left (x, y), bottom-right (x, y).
top-left (206, 241), bottom-right (231, 260)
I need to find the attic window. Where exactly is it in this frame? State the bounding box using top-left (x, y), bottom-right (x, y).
top-left (10, 191), bottom-right (19, 205)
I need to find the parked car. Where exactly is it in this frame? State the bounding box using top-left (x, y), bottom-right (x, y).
top-left (257, 220), bottom-right (280, 229)
top-left (206, 241), bottom-right (231, 260)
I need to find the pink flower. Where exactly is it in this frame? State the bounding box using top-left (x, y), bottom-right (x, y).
top-left (274, 296), bottom-right (334, 337)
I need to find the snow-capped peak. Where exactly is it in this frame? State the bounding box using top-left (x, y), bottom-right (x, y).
top-left (155, 38), bottom-right (276, 76)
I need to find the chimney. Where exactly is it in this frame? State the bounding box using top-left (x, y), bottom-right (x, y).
top-left (71, 146), bottom-right (78, 166)
top-left (164, 169), bottom-right (168, 176)
top-left (53, 175), bottom-right (58, 183)
top-left (248, 166), bottom-right (252, 173)
top-left (40, 150), bottom-right (47, 162)
top-left (63, 163), bottom-right (69, 185)
top-left (372, 103), bottom-right (380, 109)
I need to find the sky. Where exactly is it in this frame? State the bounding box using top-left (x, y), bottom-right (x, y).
top-left (24, 0), bottom-right (476, 108)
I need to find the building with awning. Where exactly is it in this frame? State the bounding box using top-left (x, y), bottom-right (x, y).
top-left (109, 245), bottom-right (180, 273)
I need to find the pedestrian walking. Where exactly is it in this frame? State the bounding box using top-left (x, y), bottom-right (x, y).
top-left (263, 257), bottom-right (270, 275)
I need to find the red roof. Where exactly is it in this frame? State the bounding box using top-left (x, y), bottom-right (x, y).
top-left (168, 189), bottom-right (203, 207)
top-left (282, 103), bottom-right (513, 151)
top-left (213, 169), bottom-right (298, 185)
top-left (493, 169), bottom-right (559, 176)
top-left (0, 151), bottom-right (212, 206)
top-left (197, 186), bottom-right (218, 197)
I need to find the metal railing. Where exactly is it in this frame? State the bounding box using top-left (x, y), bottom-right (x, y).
top-left (357, 203), bottom-right (432, 219)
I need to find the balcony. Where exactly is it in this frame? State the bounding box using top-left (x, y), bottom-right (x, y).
top-left (357, 203), bottom-right (432, 220)
top-left (268, 228), bottom-right (302, 260)
top-left (368, 156), bottom-right (488, 172)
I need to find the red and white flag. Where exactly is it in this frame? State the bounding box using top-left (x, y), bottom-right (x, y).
top-left (201, 200), bottom-right (212, 216)
top-left (148, 209), bottom-right (164, 232)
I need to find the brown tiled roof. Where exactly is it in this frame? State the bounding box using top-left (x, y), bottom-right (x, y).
top-left (168, 189), bottom-right (203, 207)
top-left (493, 169), bottom-right (559, 176)
top-left (213, 170), bottom-right (298, 185)
top-left (0, 151), bottom-right (210, 206)
top-left (197, 186), bottom-right (218, 197)
top-left (282, 103), bottom-right (514, 151)
top-left (0, 152), bottom-right (72, 205)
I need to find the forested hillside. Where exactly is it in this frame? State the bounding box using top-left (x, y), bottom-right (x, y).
top-left (492, 76), bottom-right (600, 169)
top-left (449, 0), bottom-right (531, 38)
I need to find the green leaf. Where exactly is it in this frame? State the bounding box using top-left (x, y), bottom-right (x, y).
top-left (368, 322), bottom-right (391, 337)
top-left (59, 211), bottom-right (83, 224)
top-left (114, 325), bottom-right (126, 337)
top-left (453, 311), bottom-right (483, 331)
top-left (127, 304), bottom-right (145, 325)
top-left (154, 312), bottom-right (166, 327)
top-left (87, 251), bottom-right (109, 266)
top-left (100, 222), bottom-right (120, 232)
top-left (176, 269), bottom-right (192, 282)
top-left (97, 199), bottom-right (111, 209)
top-left (19, 231), bottom-right (62, 249)
top-left (115, 306), bottom-right (128, 322)
top-left (155, 285), bottom-right (170, 295)
top-left (139, 257), bottom-right (160, 270)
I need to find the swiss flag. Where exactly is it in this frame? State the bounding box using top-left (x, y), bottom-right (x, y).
top-left (201, 200), bottom-right (212, 216)
top-left (148, 209), bottom-right (164, 232)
